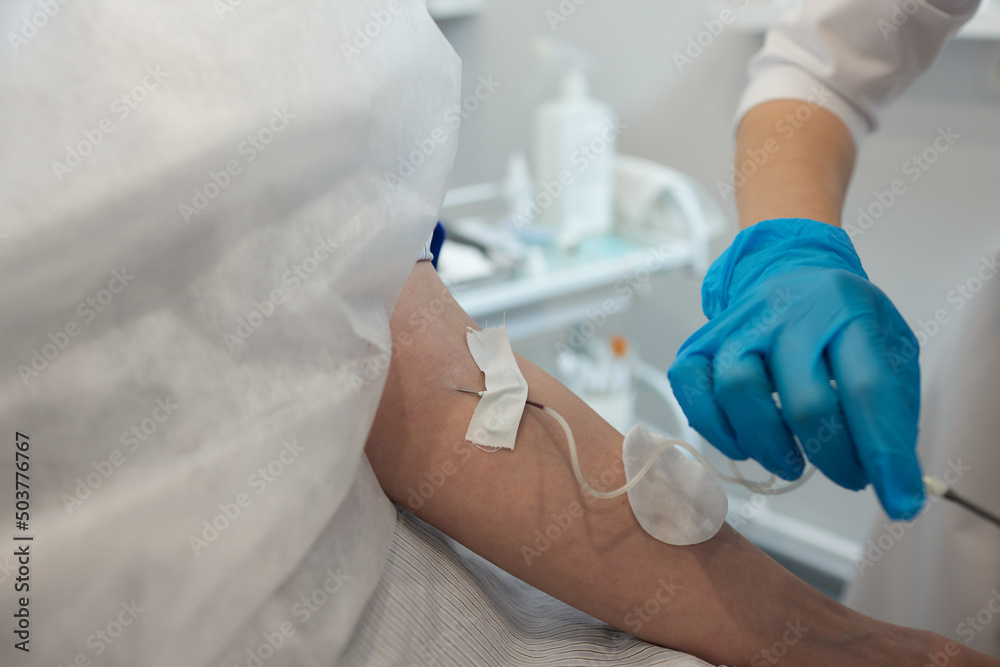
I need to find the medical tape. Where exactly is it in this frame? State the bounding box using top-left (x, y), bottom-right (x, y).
top-left (465, 326), bottom-right (528, 451)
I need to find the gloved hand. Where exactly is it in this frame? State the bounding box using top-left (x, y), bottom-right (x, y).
top-left (668, 218), bottom-right (924, 520)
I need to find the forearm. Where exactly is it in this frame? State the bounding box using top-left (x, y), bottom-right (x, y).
top-left (735, 100), bottom-right (857, 229)
top-left (364, 262), bottom-right (991, 666)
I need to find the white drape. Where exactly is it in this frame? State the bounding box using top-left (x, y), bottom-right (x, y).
top-left (0, 1), bottom-right (460, 664)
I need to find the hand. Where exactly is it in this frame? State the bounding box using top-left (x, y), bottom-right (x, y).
top-left (668, 218), bottom-right (924, 520)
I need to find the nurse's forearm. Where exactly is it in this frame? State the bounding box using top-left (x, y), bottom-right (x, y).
top-left (735, 100), bottom-right (857, 229)
top-left (364, 262), bottom-right (996, 667)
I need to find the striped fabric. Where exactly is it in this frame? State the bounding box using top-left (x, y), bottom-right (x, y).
top-left (340, 507), bottom-right (711, 666)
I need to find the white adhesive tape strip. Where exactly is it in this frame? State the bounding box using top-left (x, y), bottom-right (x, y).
top-left (465, 326), bottom-right (528, 452)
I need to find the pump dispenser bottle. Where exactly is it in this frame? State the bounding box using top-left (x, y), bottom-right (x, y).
top-left (533, 40), bottom-right (616, 248)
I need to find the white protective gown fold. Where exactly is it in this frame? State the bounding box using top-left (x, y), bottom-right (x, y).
top-left (0, 1), bottom-right (460, 665)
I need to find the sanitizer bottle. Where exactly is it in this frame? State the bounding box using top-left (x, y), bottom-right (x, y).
top-left (534, 40), bottom-right (617, 248)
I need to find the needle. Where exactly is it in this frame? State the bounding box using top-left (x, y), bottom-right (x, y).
top-left (944, 489), bottom-right (1000, 529)
top-left (925, 476), bottom-right (1000, 529)
top-left (456, 387), bottom-right (546, 410)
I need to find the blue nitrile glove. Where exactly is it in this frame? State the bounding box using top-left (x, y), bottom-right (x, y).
top-left (668, 218), bottom-right (924, 520)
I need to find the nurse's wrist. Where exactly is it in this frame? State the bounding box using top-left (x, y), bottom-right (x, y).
top-left (734, 100), bottom-right (855, 230)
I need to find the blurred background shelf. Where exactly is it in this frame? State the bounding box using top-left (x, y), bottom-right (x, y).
top-left (449, 234), bottom-right (695, 339)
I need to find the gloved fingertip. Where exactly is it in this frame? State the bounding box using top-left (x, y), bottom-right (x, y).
top-left (886, 490), bottom-right (925, 522)
top-left (719, 445), bottom-right (750, 462)
top-left (671, 389), bottom-right (745, 462)
top-left (841, 476), bottom-right (868, 493)
top-left (742, 443), bottom-right (801, 482)
top-left (697, 427), bottom-right (747, 462)
top-left (814, 460), bottom-right (868, 492)
top-left (871, 456), bottom-right (925, 521)
top-left (763, 456), bottom-right (804, 482)
top-left (776, 460), bottom-right (805, 482)
top-left (786, 448), bottom-right (806, 475)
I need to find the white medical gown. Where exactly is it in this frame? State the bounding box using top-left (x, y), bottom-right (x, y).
top-left (736, 0), bottom-right (980, 144)
top-left (0, 1), bottom-right (459, 664)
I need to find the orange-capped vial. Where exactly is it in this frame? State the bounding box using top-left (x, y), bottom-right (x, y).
top-left (610, 334), bottom-right (629, 359)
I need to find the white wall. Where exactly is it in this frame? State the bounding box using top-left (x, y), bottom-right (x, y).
top-left (436, 1), bottom-right (1000, 547)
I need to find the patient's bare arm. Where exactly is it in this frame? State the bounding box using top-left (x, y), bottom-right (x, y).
top-left (365, 261), bottom-right (996, 667)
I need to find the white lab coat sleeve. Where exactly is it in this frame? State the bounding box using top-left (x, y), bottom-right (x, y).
top-left (736, 0), bottom-right (981, 144)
